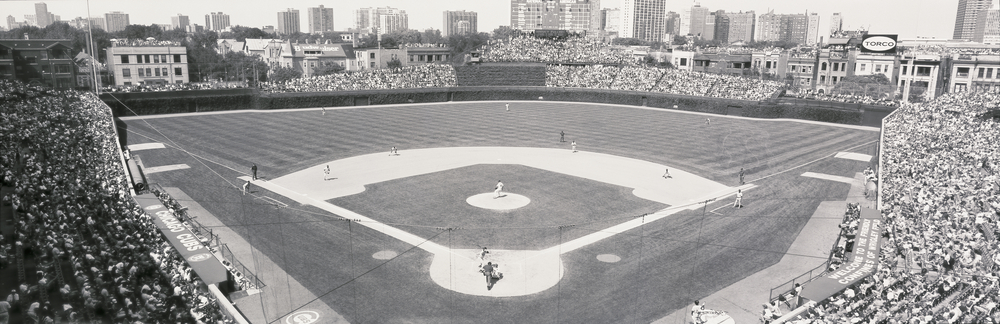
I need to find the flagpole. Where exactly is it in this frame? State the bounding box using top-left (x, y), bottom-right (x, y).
top-left (86, 0), bottom-right (100, 94)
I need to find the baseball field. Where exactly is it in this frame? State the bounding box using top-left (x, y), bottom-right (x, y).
top-left (122, 101), bottom-right (878, 324)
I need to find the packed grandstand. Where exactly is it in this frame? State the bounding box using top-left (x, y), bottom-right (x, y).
top-left (4, 32), bottom-right (999, 323)
top-left (770, 91), bottom-right (1000, 323)
top-left (0, 80), bottom-right (235, 323)
top-left (253, 36), bottom-right (785, 102)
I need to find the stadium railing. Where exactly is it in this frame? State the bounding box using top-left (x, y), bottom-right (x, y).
top-left (768, 260), bottom-right (829, 302)
top-left (772, 96), bottom-right (903, 324)
top-left (220, 243), bottom-right (266, 291)
top-left (148, 183), bottom-right (222, 249)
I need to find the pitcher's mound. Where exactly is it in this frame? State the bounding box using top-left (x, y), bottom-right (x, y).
top-left (466, 193), bottom-right (531, 211)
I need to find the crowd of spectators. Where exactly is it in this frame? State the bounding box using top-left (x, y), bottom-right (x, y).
top-left (898, 45), bottom-right (1000, 57)
top-left (482, 35), bottom-right (636, 65)
top-left (259, 64), bottom-right (456, 93)
top-left (775, 91), bottom-right (1000, 323)
top-left (102, 81), bottom-right (249, 93)
top-left (0, 79), bottom-right (233, 323)
top-left (110, 39), bottom-right (182, 47)
top-left (546, 65), bottom-right (620, 89)
top-left (788, 90), bottom-right (900, 107)
top-left (545, 65), bottom-right (782, 101)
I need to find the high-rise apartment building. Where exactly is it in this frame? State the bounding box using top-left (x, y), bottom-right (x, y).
top-left (757, 11), bottom-right (807, 44)
top-left (806, 13), bottom-right (820, 45)
top-left (69, 17), bottom-right (103, 30)
top-left (686, 4), bottom-right (711, 38)
top-left (442, 10), bottom-right (477, 37)
top-left (829, 13), bottom-right (843, 36)
top-left (973, 7), bottom-right (1000, 44)
top-left (715, 11), bottom-right (755, 43)
top-left (588, 0), bottom-right (602, 37)
top-left (356, 7), bottom-right (408, 35)
top-left (953, 0), bottom-right (994, 40)
top-left (89, 17), bottom-right (105, 31)
top-left (664, 11), bottom-right (680, 36)
top-left (757, 11), bottom-right (781, 42)
top-left (104, 11), bottom-right (130, 33)
top-left (35, 3), bottom-right (52, 27)
top-left (621, 0), bottom-right (666, 42)
top-left (509, 0), bottom-right (597, 35)
top-left (277, 9), bottom-right (300, 35)
top-left (205, 12), bottom-right (231, 32)
top-left (308, 5), bottom-right (334, 34)
top-left (601, 8), bottom-right (621, 34)
top-left (782, 14), bottom-right (808, 44)
top-left (171, 14), bottom-right (189, 31)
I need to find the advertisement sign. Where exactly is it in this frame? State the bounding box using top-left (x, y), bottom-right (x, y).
top-left (861, 34), bottom-right (898, 53)
top-left (799, 207), bottom-right (883, 302)
top-left (134, 194), bottom-right (229, 285)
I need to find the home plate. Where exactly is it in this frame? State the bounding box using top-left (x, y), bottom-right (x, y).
top-left (466, 193), bottom-right (531, 211)
top-left (428, 249), bottom-right (563, 297)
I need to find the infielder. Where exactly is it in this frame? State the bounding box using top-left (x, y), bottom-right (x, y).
top-left (733, 189), bottom-right (743, 208)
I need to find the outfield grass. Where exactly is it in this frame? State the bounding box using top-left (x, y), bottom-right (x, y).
top-left (124, 102), bottom-right (877, 323)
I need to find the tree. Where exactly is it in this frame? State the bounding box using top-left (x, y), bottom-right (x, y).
top-left (222, 52), bottom-right (269, 84)
top-left (222, 26), bottom-right (275, 41)
top-left (121, 24), bottom-right (162, 40)
top-left (612, 38), bottom-right (644, 46)
top-left (692, 38), bottom-right (723, 47)
top-left (269, 66), bottom-right (302, 83)
top-left (492, 26), bottom-right (516, 40)
top-left (185, 30), bottom-right (219, 49)
top-left (355, 34), bottom-right (378, 48)
top-left (312, 62), bottom-right (345, 76)
top-left (643, 55), bottom-right (657, 66)
top-left (186, 46), bottom-right (222, 82)
top-left (159, 28), bottom-right (188, 43)
top-left (381, 29), bottom-right (423, 47)
top-left (447, 32), bottom-right (489, 63)
top-left (672, 35), bottom-right (688, 46)
top-left (422, 29), bottom-right (445, 44)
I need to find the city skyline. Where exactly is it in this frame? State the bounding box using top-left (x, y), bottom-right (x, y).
top-left (2, 0), bottom-right (998, 40)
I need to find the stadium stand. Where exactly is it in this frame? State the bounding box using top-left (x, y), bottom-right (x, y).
top-left (770, 91), bottom-right (1000, 323)
top-left (259, 64), bottom-right (457, 93)
top-left (0, 79), bottom-right (234, 323)
top-left (481, 35), bottom-right (635, 65)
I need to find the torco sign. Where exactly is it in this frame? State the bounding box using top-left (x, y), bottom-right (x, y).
top-left (861, 34), bottom-right (897, 53)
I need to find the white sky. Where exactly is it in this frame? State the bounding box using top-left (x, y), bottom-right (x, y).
top-left (2, 0), bottom-right (995, 40)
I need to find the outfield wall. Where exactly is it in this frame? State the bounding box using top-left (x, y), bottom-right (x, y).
top-left (102, 87), bottom-right (892, 127)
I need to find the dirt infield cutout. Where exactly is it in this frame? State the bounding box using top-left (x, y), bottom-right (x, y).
top-left (241, 147), bottom-right (753, 297)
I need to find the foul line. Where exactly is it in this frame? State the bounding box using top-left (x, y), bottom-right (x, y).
top-left (751, 140), bottom-right (877, 184)
top-left (243, 176), bottom-right (758, 261)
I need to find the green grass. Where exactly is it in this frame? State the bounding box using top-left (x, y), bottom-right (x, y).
top-left (330, 164), bottom-right (667, 250)
top-left (124, 102), bottom-right (877, 323)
